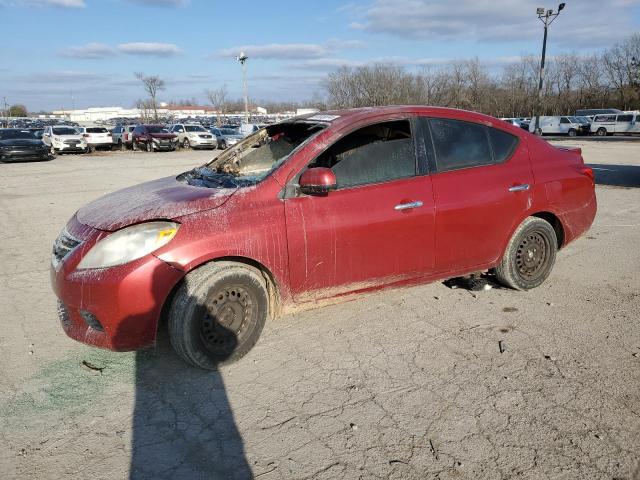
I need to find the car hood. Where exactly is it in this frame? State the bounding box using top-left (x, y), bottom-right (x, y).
top-left (0, 138), bottom-right (43, 147)
top-left (149, 133), bottom-right (176, 139)
top-left (76, 175), bottom-right (237, 231)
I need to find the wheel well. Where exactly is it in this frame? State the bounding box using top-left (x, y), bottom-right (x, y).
top-left (532, 212), bottom-right (565, 248)
top-left (158, 256), bottom-right (281, 335)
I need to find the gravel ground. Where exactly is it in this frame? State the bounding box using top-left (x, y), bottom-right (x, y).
top-left (0, 142), bottom-right (639, 480)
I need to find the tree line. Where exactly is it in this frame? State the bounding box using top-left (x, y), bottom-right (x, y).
top-left (322, 34), bottom-right (640, 117)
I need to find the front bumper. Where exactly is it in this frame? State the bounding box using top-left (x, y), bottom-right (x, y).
top-left (54, 142), bottom-right (87, 152)
top-left (50, 217), bottom-right (184, 351)
top-left (189, 137), bottom-right (217, 148)
top-left (0, 149), bottom-right (49, 162)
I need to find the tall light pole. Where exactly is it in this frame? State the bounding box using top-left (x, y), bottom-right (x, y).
top-left (533, 3), bottom-right (565, 135)
top-left (237, 51), bottom-right (249, 124)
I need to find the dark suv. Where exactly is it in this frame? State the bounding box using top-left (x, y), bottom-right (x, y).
top-left (132, 124), bottom-right (178, 152)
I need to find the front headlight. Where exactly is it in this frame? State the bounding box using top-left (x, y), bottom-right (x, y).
top-left (77, 221), bottom-right (179, 269)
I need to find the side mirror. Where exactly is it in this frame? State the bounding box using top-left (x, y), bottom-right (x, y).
top-left (299, 167), bottom-right (337, 196)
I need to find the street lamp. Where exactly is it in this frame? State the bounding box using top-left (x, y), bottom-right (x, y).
top-left (236, 51), bottom-right (249, 124)
top-left (533, 3), bottom-right (566, 135)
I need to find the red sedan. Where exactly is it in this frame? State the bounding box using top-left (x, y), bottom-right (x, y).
top-left (51, 106), bottom-right (596, 369)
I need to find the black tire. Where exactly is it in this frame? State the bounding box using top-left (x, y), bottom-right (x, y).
top-left (132, 141), bottom-right (138, 151)
top-left (219, 140), bottom-right (226, 150)
top-left (145, 141), bottom-right (153, 152)
top-left (87, 145), bottom-right (94, 153)
top-left (597, 127), bottom-right (607, 137)
top-left (118, 140), bottom-right (125, 151)
top-left (494, 217), bottom-right (558, 291)
top-left (168, 262), bottom-right (268, 369)
top-left (568, 129), bottom-right (577, 137)
top-left (49, 145), bottom-right (56, 156)
top-left (182, 138), bottom-right (190, 149)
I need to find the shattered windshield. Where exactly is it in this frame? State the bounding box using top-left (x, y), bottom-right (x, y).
top-left (179, 122), bottom-right (325, 188)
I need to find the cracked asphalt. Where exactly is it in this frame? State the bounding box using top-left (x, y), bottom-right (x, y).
top-left (0, 142), bottom-right (639, 479)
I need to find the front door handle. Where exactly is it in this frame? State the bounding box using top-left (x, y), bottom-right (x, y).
top-left (508, 184), bottom-right (530, 192)
top-left (394, 200), bottom-right (423, 211)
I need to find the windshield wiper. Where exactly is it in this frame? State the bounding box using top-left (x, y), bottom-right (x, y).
top-left (179, 167), bottom-right (249, 188)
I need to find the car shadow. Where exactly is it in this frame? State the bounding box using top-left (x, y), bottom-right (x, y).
top-left (587, 163), bottom-right (640, 188)
top-left (112, 264), bottom-right (252, 480)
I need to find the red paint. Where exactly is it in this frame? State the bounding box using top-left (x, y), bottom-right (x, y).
top-left (51, 106), bottom-right (596, 351)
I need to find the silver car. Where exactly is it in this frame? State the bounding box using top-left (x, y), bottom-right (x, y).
top-left (210, 127), bottom-right (244, 149)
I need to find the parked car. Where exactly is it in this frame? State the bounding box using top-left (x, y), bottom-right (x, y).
top-left (131, 124), bottom-right (178, 152)
top-left (42, 125), bottom-right (88, 154)
top-left (528, 116), bottom-right (583, 136)
top-left (210, 126), bottom-right (244, 149)
top-left (238, 122), bottom-right (261, 137)
top-left (168, 124), bottom-right (216, 149)
top-left (51, 106), bottom-right (596, 369)
top-left (77, 126), bottom-right (113, 152)
top-left (111, 125), bottom-right (136, 150)
top-left (590, 113), bottom-right (640, 136)
top-left (570, 116), bottom-right (591, 135)
top-left (0, 128), bottom-right (49, 163)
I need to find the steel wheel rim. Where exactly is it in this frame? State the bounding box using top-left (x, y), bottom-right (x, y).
top-left (200, 285), bottom-right (254, 355)
top-left (515, 230), bottom-right (551, 280)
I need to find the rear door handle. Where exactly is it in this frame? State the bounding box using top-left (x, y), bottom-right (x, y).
top-left (508, 184), bottom-right (530, 192)
top-left (394, 200), bottom-right (423, 210)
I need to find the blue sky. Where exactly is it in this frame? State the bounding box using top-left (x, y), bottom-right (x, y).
top-left (1, 0), bottom-right (639, 111)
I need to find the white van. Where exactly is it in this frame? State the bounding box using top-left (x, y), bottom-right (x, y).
top-left (590, 113), bottom-right (640, 136)
top-left (528, 116), bottom-right (583, 136)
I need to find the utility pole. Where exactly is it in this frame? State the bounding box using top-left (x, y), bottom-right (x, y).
top-left (237, 51), bottom-right (249, 124)
top-left (533, 3), bottom-right (565, 135)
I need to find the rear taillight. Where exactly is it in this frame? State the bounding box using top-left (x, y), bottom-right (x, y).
top-left (580, 166), bottom-right (594, 182)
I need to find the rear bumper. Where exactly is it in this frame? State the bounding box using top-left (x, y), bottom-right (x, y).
top-left (50, 218), bottom-right (184, 350)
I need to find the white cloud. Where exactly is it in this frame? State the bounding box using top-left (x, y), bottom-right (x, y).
top-left (214, 39), bottom-right (367, 60)
top-left (61, 42), bottom-right (182, 58)
top-left (0, 0), bottom-right (85, 6)
top-left (61, 43), bottom-right (116, 59)
top-left (117, 42), bottom-right (182, 56)
top-left (353, 0), bottom-right (640, 44)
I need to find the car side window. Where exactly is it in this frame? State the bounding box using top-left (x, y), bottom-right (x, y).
top-left (488, 128), bottom-right (519, 163)
top-left (560, 117), bottom-right (570, 124)
top-left (429, 118), bottom-right (493, 172)
top-left (617, 115), bottom-right (633, 122)
top-left (310, 120), bottom-right (416, 189)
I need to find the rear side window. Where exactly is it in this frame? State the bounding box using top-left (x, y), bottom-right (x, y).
top-left (429, 118), bottom-right (492, 172)
top-left (311, 120), bottom-right (416, 189)
top-left (617, 115), bottom-right (633, 122)
top-left (488, 128), bottom-right (518, 163)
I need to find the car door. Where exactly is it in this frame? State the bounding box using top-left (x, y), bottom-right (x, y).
top-left (42, 127), bottom-right (51, 147)
top-left (284, 118), bottom-right (435, 301)
top-left (422, 117), bottom-right (534, 273)
top-left (615, 114), bottom-right (633, 133)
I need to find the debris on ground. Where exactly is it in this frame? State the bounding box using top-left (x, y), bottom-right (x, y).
top-left (503, 307), bottom-right (519, 313)
top-left (81, 360), bottom-right (104, 374)
top-left (498, 340), bottom-right (506, 354)
top-left (444, 276), bottom-right (493, 291)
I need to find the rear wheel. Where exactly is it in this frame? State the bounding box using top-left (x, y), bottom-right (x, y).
top-left (219, 140), bottom-right (226, 150)
top-left (597, 127), bottom-right (607, 136)
top-left (145, 142), bottom-right (153, 152)
top-left (568, 128), bottom-right (577, 137)
top-left (182, 138), bottom-right (191, 149)
top-left (168, 262), bottom-right (269, 370)
top-left (494, 217), bottom-right (557, 290)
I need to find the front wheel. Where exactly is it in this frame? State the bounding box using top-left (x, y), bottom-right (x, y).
top-left (145, 142), bottom-right (153, 152)
top-left (494, 217), bottom-right (558, 290)
top-left (168, 262), bottom-right (269, 369)
top-left (568, 129), bottom-right (577, 137)
top-left (218, 140), bottom-right (226, 150)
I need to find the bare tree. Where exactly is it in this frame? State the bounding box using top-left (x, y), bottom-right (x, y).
top-left (205, 86), bottom-right (229, 125)
top-left (135, 72), bottom-right (165, 121)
